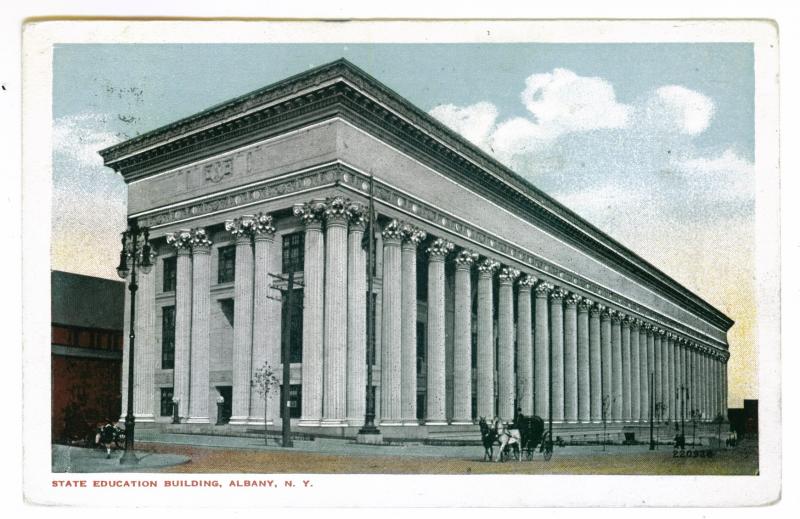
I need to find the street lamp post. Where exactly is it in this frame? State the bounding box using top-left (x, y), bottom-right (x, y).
top-left (116, 219), bottom-right (153, 465)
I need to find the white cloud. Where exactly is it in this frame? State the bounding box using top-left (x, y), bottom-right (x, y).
top-left (53, 112), bottom-right (121, 168)
top-left (675, 148), bottom-right (752, 177)
top-left (644, 85), bottom-right (715, 135)
top-left (428, 102), bottom-right (498, 151)
top-left (520, 68), bottom-right (631, 133)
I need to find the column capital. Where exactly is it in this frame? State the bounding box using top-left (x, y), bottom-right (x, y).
top-left (517, 274), bottom-right (537, 289)
top-left (590, 302), bottom-right (606, 316)
top-left (656, 328), bottom-right (667, 337)
top-left (550, 286), bottom-right (568, 301)
top-left (345, 201), bottom-right (367, 230)
top-left (629, 318), bottom-right (642, 329)
top-left (609, 310), bottom-right (622, 323)
top-left (293, 199), bottom-right (326, 228)
top-left (477, 258), bottom-right (500, 276)
top-left (498, 266), bottom-right (520, 284)
top-left (190, 227), bottom-right (213, 252)
top-left (644, 323), bottom-right (655, 334)
top-left (323, 195), bottom-right (349, 226)
top-left (400, 222), bottom-right (427, 247)
top-left (166, 229), bottom-right (193, 251)
top-left (426, 237), bottom-right (455, 259)
top-left (381, 219), bottom-right (404, 243)
top-left (454, 249), bottom-right (479, 269)
top-left (534, 281), bottom-right (554, 297)
top-left (225, 214), bottom-right (256, 239)
top-left (621, 315), bottom-right (632, 327)
top-left (252, 212), bottom-right (276, 239)
top-left (564, 293), bottom-right (582, 306)
top-left (577, 296), bottom-right (593, 312)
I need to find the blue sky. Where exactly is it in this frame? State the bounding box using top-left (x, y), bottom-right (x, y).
top-left (51, 43), bottom-right (756, 403)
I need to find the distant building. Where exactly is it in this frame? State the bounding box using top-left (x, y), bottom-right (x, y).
top-left (99, 59), bottom-right (732, 437)
top-left (728, 399), bottom-right (758, 438)
top-left (51, 270), bottom-right (125, 442)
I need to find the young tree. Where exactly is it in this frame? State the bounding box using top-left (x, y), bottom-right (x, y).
top-left (251, 362), bottom-right (280, 446)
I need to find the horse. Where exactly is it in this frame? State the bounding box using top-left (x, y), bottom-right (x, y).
top-left (478, 417), bottom-right (500, 461)
top-left (495, 419), bottom-right (522, 462)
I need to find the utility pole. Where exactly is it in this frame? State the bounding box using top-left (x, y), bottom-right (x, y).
top-left (358, 174), bottom-right (381, 441)
top-left (649, 371), bottom-right (655, 451)
top-left (268, 271), bottom-right (304, 448)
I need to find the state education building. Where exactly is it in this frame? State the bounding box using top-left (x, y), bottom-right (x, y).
top-left (100, 59), bottom-right (732, 439)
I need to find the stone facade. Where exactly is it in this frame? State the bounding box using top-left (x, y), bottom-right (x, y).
top-left (101, 59), bottom-right (732, 435)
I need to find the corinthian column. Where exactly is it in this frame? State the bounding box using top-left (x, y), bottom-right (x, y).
top-left (577, 298), bottom-right (591, 422)
top-left (321, 197), bottom-right (349, 426)
top-left (600, 307), bottom-right (612, 421)
top-left (379, 220), bottom-right (403, 425)
top-left (188, 229), bottom-right (212, 424)
top-left (534, 281), bottom-right (553, 417)
top-left (640, 324), bottom-right (649, 423)
top-left (166, 230), bottom-right (193, 421)
top-left (630, 319), bottom-right (641, 422)
top-left (400, 223), bottom-right (426, 425)
top-left (646, 325), bottom-right (655, 422)
top-left (249, 214), bottom-right (277, 425)
top-left (653, 328), bottom-right (663, 422)
top-left (133, 245), bottom-right (156, 421)
top-left (621, 316), bottom-right (632, 422)
top-left (497, 266), bottom-right (520, 422)
top-left (476, 258), bottom-right (499, 419)
top-left (453, 250), bottom-right (478, 424)
top-left (610, 311), bottom-right (623, 422)
top-left (550, 287), bottom-right (567, 422)
top-left (589, 304), bottom-right (603, 422)
top-left (293, 200), bottom-right (326, 425)
top-left (426, 238), bottom-right (454, 424)
top-left (564, 293), bottom-right (580, 423)
top-left (666, 333), bottom-right (676, 423)
top-left (660, 330), bottom-right (669, 421)
top-left (516, 275), bottom-right (535, 417)
top-left (225, 216), bottom-right (255, 425)
top-left (346, 203), bottom-right (367, 425)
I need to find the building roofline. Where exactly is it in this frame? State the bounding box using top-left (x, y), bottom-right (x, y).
top-left (99, 59), bottom-right (734, 332)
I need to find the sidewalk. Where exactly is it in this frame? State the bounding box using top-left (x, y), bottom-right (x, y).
top-left (52, 444), bottom-right (190, 473)
top-left (135, 428), bottom-right (693, 460)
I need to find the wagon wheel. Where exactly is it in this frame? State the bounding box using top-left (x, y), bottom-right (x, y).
top-left (114, 430), bottom-right (126, 450)
top-left (541, 432), bottom-right (553, 461)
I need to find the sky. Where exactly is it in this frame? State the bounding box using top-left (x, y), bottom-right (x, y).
top-left (51, 43), bottom-right (756, 406)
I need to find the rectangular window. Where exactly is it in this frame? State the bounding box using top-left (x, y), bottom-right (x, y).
top-left (280, 384), bottom-right (302, 419)
top-left (161, 306), bottom-right (176, 369)
top-left (217, 245), bottom-right (236, 284)
top-left (163, 256), bottom-right (177, 292)
top-left (282, 232), bottom-right (305, 273)
top-left (280, 289), bottom-right (303, 363)
top-left (51, 325), bottom-right (71, 346)
top-left (76, 330), bottom-right (93, 348)
top-left (416, 321), bottom-right (426, 375)
top-left (160, 387), bottom-right (174, 417)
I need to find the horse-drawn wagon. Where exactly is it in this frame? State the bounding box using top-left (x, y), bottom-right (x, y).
top-left (479, 415), bottom-right (553, 462)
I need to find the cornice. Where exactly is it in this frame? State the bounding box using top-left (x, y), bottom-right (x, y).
top-left (102, 59), bottom-right (733, 332)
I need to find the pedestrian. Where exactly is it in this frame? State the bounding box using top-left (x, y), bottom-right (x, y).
top-left (98, 418), bottom-right (117, 459)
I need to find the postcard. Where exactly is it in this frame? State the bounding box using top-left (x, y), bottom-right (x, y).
top-left (21, 18), bottom-right (780, 507)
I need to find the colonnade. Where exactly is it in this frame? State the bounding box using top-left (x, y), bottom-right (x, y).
top-left (122, 195), bottom-right (730, 427)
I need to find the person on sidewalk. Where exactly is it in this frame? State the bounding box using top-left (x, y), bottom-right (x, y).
top-left (97, 419), bottom-right (117, 459)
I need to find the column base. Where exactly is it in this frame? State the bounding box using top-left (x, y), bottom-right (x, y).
top-left (402, 420), bottom-right (420, 426)
top-left (320, 419), bottom-right (348, 427)
top-left (450, 420), bottom-right (474, 425)
top-left (185, 416), bottom-right (210, 424)
top-left (228, 416), bottom-right (249, 426)
top-left (346, 417), bottom-right (366, 427)
top-left (247, 419), bottom-right (274, 426)
top-left (379, 420), bottom-right (404, 427)
top-left (133, 414), bottom-right (156, 423)
top-left (298, 418), bottom-right (321, 427)
top-left (424, 420), bottom-right (448, 426)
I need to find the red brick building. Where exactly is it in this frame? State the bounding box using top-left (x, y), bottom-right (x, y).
top-left (51, 271), bottom-right (125, 442)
